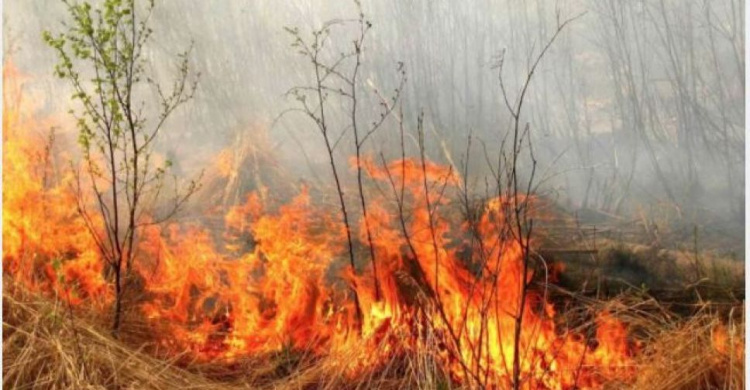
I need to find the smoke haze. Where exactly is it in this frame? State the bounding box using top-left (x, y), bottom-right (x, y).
top-left (4, 0), bottom-right (744, 248)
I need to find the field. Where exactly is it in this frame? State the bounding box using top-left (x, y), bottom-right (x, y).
top-left (3, 78), bottom-right (744, 387)
top-left (2, 1), bottom-right (746, 389)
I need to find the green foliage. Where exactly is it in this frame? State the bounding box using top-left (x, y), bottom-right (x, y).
top-left (42, 0), bottom-right (194, 172)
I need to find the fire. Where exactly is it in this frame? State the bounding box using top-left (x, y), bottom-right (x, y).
top-left (3, 61), bottom-right (637, 389)
top-left (712, 323), bottom-right (743, 362)
top-left (3, 61), bottom-right (110, 307)
top-left (137, 156), bottom-right (639, 388)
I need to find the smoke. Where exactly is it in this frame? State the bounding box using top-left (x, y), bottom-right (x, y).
top-left (4, 0), bottom-right (744, 230)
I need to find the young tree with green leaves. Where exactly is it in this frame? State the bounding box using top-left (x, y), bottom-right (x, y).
top-left (43, 0), bottom-right (200, 335)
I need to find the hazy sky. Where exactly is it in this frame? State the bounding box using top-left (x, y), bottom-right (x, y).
top-left (4, 0), bottom-right (744, 221)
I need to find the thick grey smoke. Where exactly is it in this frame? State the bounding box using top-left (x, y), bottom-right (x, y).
top-left (4, 1), bottom-right (744, 235)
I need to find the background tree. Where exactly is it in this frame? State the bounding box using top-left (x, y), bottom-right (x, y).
top-left (43, 0), bottom-right (200, 335)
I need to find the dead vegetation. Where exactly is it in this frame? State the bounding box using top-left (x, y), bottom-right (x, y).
top-left (3, 278), bottom-right (743, 390)
top-left (632, 309), bottom-right (744, 390)
top-left (3, 286), bottom-right (223, 390)
top-left (3, 2), bottom-right (744, 389)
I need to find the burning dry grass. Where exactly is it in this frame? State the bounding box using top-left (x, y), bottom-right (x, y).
top-left (3, 282), bottom-right (744, 390)
top-left (0, 282), bottom-right (452, 390)
top-left (632, 309), bottom-right (744, 390)
top-left (2, 286), bottom-right (226, 390)
top-left (2, 57), bottom-right (745, 390)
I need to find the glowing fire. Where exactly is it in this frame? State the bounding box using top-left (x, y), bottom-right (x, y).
top-left (3, 62), bottom-right (637, 389)
top-left (3, 62), bottom-right (110, 307)
top-left (712, 323), bottom-right (743, 362)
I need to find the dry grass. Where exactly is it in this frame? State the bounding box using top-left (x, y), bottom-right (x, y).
top-left (2, 283), bottom-right (744, 389)
top-left (632, 310), bottom-right (744, 390)
top-left (2, 284), bottom-right (448, 390)
top-left (2, 286), bottom-right (233, 390)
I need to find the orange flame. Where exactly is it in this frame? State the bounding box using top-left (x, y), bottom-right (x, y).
top-left (712, 323), bottom-right (743, 361)
top-left (3, 61), bottom-right (110, 307)
top-left (132, 157), bottom-right (637, 387)
top-left (3, 61), bottom-right (637, 388)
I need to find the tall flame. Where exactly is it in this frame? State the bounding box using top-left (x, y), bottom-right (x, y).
top-left (3, 62), bottom-right (636, 389)
top-left (3, 61), bottom-right (110, 307)
top-left (131, 157), bottom-right (637, 387)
